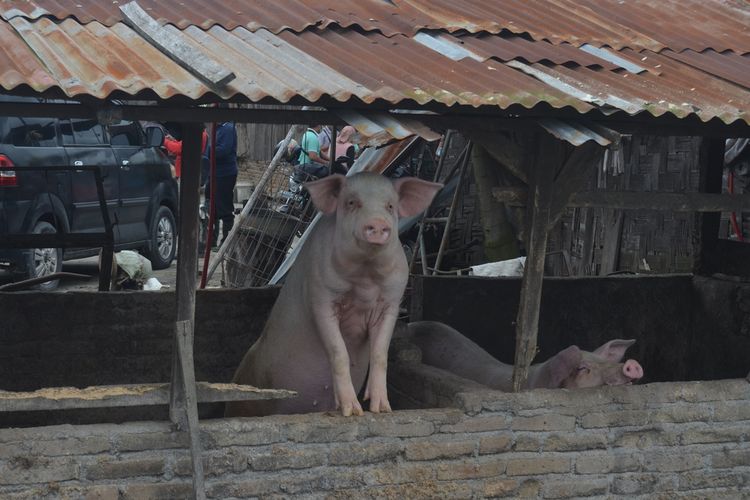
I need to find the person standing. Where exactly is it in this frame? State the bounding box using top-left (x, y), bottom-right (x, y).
top-left (203, 121), bottom-right (238, 248)
top-left (163, 127), bottom-right (208, 179)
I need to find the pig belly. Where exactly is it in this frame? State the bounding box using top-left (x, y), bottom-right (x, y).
top-left (228, 320), bottom-right (371, 416)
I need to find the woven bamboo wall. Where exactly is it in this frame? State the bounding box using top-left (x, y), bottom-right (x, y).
top-left (549, 136), bottom-right (703, 276)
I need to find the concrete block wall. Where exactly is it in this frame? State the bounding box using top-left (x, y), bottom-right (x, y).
top-left (0, 376), bottom-right (747, 499)
top-left (0, 287), bottom-right (278, 427)
top-left (0, 287), bottom-right (278, 393)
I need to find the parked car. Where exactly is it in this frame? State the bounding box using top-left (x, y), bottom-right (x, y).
top-left (0, 96), bottom-right (178, 290)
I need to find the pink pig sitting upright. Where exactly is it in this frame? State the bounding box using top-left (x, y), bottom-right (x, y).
top-left (407, 321), bottom-right (643, 390)
top-left (227, 173), bottom-right (442, 417)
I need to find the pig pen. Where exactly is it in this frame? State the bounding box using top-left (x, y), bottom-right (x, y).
top-left (0, 275), bottom-right (748, 498)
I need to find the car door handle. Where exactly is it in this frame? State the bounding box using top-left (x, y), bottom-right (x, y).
top-left (120, 160), bottom-right (130, 171)
top-left (73, 160), bottom-right (83, 166)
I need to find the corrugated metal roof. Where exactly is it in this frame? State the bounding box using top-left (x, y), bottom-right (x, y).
top-left (0, 1), bottom-right (748, 128)
top-left (5, 0), bottom-right (750, 53)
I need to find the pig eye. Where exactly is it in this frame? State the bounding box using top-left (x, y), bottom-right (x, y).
top-left (347, 199), bottom-right (359, 209)
top-left (577, 366), bottom-right (590, 374)
top-left (387, 202), bottom-right (395, 212)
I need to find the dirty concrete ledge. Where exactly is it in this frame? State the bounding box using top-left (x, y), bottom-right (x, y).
top-left (0, 376), bottom-right (748, 499)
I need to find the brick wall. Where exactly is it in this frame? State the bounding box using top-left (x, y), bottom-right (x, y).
top-left (0, 375), bottom-right (747, 498)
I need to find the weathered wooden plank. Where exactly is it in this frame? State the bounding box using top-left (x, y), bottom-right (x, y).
top-left (493, 188), bottom-right (750, 213)
top-left (175, 320), bottom-right (205, 500)
top-left (0, 383), bottom-right (296, 412)
top-left (170, 124), bottom-right (203, 427)
top-left (120, 1), bottom-right (235, 87)
top-left (168, 125), bottom-right (205, 500)
top-left (599, 209), bottom-right (625, 275)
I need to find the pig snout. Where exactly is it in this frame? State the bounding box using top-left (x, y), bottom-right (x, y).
top-left (363, 218), bottom-right (392, 245)
top-left (623, 359), bottom-right (643, 381)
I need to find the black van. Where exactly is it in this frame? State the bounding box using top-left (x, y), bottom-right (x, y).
top-left (0, 96), bottom-right (178, 290)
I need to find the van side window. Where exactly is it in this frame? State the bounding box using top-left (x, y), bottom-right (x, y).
top-left (108, 120), bottom-right (144, 147)
top-left (5, 117), bottom-right (58, 147)
top-left (60, 118), bottom-right (105, 145)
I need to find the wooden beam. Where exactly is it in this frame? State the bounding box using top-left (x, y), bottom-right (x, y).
top-left (2, 100), bottom-right (749, 140)
top-left (0, 383), bottom-right (295, 413)
top-left (493, 188), bottom-right (750, 213)
top-left (512, 133), bottom-right (563, 392)
top-left (120, 1), bottom-right (235, 87)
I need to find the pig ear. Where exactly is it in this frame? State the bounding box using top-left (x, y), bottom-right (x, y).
top-left (544, 345), bottom-right (583, 388)
top-left (393, 177), bottom-right (443, 218)
top-left (304, 175), bottom-right (346, 214)
top-left (592, 339), bottom-right (636, 362)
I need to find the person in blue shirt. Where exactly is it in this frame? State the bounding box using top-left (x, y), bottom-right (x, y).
top-left (296, 124), bottom-right (329, 179)
top-left (203, 122), bottom-right (238, 248)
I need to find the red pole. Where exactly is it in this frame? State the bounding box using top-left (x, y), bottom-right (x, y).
top-left (200, 121), bottom-right (218, 288)
top-left (729, 170), bottom-right (744, 242)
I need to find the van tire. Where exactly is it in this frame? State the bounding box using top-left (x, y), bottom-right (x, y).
top-left (26, 221), bottom-right (63, 291)
top-left (144, 205), bottom-right (176, 270)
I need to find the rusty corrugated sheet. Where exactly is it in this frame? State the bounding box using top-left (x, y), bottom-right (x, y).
top-left (0, 2), bottom-right (748, 127)
top-left (663, 50), bottom-right (750, 90)
top-left (5, 0), bottom-right (749, 53)
top-left (445, 33), bottom-right (622, 70)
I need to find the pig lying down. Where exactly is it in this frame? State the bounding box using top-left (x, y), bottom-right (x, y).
top-left (227, 173), bottom-right (442, 417)
top-left (406, 321), bottom-right (643, 390)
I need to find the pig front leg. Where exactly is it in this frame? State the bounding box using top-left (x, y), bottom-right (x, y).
top-left (364, 307), bottom-right (398, 413)
top-left (311, 305), bottom-right (364, 417)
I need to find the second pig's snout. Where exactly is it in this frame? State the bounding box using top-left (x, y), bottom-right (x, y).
top-left (623, 359), bottom-right (643, 381)
top-left (363, 218), bottom-right (392, 245)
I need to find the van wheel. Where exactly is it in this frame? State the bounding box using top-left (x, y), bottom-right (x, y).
top-left (144, 206), bottom-right (176, 270)
top-left (26, 221), bottom-right (63, 291)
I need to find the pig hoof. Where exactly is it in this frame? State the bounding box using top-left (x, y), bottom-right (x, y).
top-left (368, 399), bottom-right (393, 414)
top-left (339, 400), bottom-right (364, 417)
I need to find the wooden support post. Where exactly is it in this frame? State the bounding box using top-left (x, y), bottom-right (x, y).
top-left (175, 320), bottom-right (205, 500)
top-left (511, 133), bottom-right (564, 392)
top-left (169, 123), bottom-right (205, 500)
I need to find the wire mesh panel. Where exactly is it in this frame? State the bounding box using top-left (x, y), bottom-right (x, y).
top-left (223, 163), bottom-right (319, 287)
